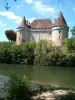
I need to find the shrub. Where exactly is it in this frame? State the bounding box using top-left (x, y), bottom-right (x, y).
top-left (0, 41), bottom-right (36, 65)
top-left (64, 38), bottom-right (75, 53)
top-left (0, 41), bottom-right (75, 67)
top-left (4, 74), bottom-right (32, 100)
top-left (0, 42), bottom-right (14, 64)
top-left (56, 92), bottom-right (75, 100)
top-left (34, 40), bottom-right (56, 66)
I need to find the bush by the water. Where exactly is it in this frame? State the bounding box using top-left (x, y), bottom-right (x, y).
top-left (0, 39), bottom-right (75, 67)
top-left (56, 92), bottom-right (75, 100)
top-left (0, 41), bottom-right (36, 65)
top-left (4, 74), bottom-right (32, 100)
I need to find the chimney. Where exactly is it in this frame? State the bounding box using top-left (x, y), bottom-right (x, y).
top-left (26, 20), bottom-right (28, 25)
top-left (55, 18), bottom-right (56, 22)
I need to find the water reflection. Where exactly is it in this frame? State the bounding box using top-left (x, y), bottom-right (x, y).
top-left (0, 64), bottom-right (75, 88)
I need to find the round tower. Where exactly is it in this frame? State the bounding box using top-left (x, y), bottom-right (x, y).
top-left (52, 11), bottom-right (69, 46)
top-left (16, 16), bottom-right (29, 44)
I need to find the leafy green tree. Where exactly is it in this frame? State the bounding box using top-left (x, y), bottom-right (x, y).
top-left (64, 38), bottom-right (75, 52)
top-left (70, 26), bottom-right (75, 37)
top-left (4, 74), bottom-right (32, 100)
top-left (0, 42), bottom-right (14, 63)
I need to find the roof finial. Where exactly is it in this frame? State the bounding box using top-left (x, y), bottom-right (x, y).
top-left (17, 16), bottom-right (27, 28)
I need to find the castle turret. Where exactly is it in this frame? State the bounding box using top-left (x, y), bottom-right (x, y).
top-left (52, 11), bottom-right (69, 46)
top-left (18, 16), bottom-right (26, 28)
top-left (16, 16), bottom-right (30, 44)
top-left (16, 16), bottom-right (26, 44)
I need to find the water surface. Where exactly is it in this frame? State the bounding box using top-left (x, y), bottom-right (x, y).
top-left (0, 64), bottom-right (75, 88)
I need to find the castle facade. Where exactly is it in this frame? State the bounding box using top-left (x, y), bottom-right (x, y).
top-left (16, 11), bottom-right (69, 46)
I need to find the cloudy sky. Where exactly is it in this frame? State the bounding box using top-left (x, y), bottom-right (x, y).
top-left (0, 0), bottom-right (75, 41)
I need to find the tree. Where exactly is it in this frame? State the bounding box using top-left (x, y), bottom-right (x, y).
top-left (4, 0), bottom-right (17, 10)
top-left (5, 29), bottom-right (16, 41)
top-left (70, 26), bottom-right (75, 37)
top-left (64, 38), bottom-right (75, 52)
top-left (4, 74), bottom-right (31, 100)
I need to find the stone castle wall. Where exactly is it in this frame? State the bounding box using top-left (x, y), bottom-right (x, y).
top-left (32, 31), bottom-right (51, 41)
top-left (16, 26), bottom-right (68, 46)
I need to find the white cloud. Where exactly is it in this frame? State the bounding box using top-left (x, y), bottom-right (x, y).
top-left (72, 8), bottom-right (75, 11)
top-left (16, 4), bottom-right (24, 8)
top-left (0, 21), bottom-right (6, 28)
top-left (25, 0), bottom-right (33, 4)
top-left (0, 11), bottom-right (35, 25)
top-left (27, 17), bottom-right (35, 23)
top-left (0, 11), bottom-right (22, 24)
top-left (33, 1), bottom-right (55, 15)
top-left (46, 8), bottom-right (55, 12)
top-left (25, 0), bottom-right (55, 15)
top-left (16, 0), bottom-right (24, 8)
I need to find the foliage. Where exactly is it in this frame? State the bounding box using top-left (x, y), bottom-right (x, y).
top-left (0, 41), bottom-right (36, 65)
top-left (0, 42), bottom-right (14, 63)
top-left (0, 40), bottom-right (75, 67)
top-left (64, 38), bottom-right (75, 52)
top-left (70, 26), bottom-right (75, 37)
top-left (4, 74), bottom-right (75, 100)
top-left (34, 40), bottom-right (55, 66)
top-left (5, 30), bottom-right (16, 41)
top-left (4, 74), bottom-right (32, 100)
top-left (56, 92), bottom-right (75, 100)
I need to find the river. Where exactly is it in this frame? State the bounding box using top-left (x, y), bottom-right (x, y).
top-left (0, 64), bottom-right (75, 88)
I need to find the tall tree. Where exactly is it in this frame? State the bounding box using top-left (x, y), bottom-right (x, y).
top-left (4, 0), bottom-right (17, 10)
top-left (5, 29), bottom-right (16, 41)
top-left (70, 26), bottom-right (75, 37)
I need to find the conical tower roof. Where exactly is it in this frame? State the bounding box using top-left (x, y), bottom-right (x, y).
top-left (54, 11), bottom-right (68, 27)
top-left (17, 16), bottom-right (27, 28)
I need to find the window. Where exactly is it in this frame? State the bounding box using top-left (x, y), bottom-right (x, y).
top-left (59, 35), bottom-right (60, 39)
top-left (49, 32), bottom-right (51, 35)
top-left (59, 31), bottom-right (60, 33)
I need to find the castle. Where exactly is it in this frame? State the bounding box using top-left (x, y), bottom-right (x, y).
top-left (16, 11), bottom-right (69, 46)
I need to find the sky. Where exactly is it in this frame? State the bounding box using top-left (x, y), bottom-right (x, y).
top-left (0, 0), bottom-right (75, 41)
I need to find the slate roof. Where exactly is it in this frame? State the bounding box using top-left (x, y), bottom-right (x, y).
top-left (31, 19), bottom-right (53, 29)
top-left (54, 11), bottom-right (68, 27)
top-left (17, 11), bottom-right (68, 29)
top-left (17, 16), bottom-right (27, 29)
